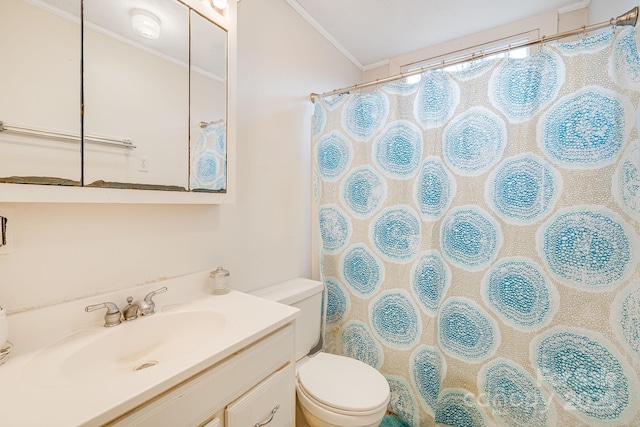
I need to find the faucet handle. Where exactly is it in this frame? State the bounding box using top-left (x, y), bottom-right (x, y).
top-left (142, 287), bottom-right (167, 316)
top-left (85, 302), bottom-right (121, 327)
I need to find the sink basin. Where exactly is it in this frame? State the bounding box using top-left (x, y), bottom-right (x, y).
top-left (22, 309), bottom-right (227, 385)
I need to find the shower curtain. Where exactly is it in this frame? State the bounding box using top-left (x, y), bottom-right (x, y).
top-left (190, 121), bottom-right (226, 191)
top-left (313, 27), bottom-right (640, 427)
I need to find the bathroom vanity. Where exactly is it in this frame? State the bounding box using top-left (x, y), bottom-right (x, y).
top-left (0, 271), bottom-right (298, 426)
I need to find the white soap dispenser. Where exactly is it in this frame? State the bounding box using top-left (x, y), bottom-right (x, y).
top-left (210, 267), bottom-right (230, 295)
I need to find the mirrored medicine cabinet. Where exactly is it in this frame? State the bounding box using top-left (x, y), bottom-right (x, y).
top-left (0, 0), bottom-right (235, 204)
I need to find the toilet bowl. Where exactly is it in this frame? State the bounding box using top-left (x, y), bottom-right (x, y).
top-left (250, 279), bottom-right (390, 427)
top-left (296, 352), bottom-right (389, 427)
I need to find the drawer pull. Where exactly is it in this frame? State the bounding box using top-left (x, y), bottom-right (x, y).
top-left (254, 404), bottom-right (280, 427)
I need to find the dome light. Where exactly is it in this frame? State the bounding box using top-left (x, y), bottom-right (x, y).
top-left (130, 9), bottom-right (161, 40)
top-left (212, 0), bottom-right (228, 10)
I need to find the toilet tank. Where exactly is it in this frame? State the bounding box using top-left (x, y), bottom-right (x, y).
top-left (250, 278), bottom-right (324, 361)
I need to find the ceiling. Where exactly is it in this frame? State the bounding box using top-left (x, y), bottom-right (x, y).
top-left (287, 0), bottom-right (582, 69)
top-left (30, 0), bottom-right (227, 79)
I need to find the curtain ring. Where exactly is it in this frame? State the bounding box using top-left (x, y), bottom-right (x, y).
top-left (507, 44), bottom-right (512, 60)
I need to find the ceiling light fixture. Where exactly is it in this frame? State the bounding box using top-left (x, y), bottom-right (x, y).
top-left (211, 0), bottom-right (228, 10)
top-left (130, 9), bottom-right (161, 40)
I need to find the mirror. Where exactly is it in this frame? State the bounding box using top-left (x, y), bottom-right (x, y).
top-left (83, 0), bottom-right (190, 191)
top-left (0, 0), bottom-right (229, 195)
top-left (190, 10), bottom-right (228, 192)
top-left (0, 0), bottom-right (82, 186)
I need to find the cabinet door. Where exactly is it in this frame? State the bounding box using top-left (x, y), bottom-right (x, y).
top-left (105, 325), bottom-right (294, 427)
top-left (226, 363), bottom-right (294, 427)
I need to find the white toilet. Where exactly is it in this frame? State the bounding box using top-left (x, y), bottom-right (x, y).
top-left (251, 278), bottom-right (390, 427)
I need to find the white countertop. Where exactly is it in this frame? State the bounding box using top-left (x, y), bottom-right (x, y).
top-left (0, 271), bottom-right (299, 426)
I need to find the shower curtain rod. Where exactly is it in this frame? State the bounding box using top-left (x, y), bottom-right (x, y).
top-left (309, 6), bottom-right (639, 102)
top-left (199, 119), bottom-right (225, 128)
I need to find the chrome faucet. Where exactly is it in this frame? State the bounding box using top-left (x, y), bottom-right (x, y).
top-left (122, 297), bottom-right (141, 321)
top-left (85, 302), bottom-right (121, 327)
top-left (122, 287), bottom-right (168, 321)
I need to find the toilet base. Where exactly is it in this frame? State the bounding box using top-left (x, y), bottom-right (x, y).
top-left (296, 400), bottom-right (311, 427)
top-left (297, 397), bottom-right (384, 427)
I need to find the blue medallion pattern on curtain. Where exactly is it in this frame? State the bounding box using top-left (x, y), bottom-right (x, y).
top-left (190, 121), bottom-right (226, 191)
top-left (314, 27), bottom-right (640, 426)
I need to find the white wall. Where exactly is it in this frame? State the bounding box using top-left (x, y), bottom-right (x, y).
top-left (0, 0), bottom-right (360, 313)
top-left (217, 0), bottom-right (361, 293)
top-left (589, 0), bottom-right (638, 23)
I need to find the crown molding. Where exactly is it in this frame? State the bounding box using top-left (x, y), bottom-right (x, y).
top-left (282, 0), bottom-right (365, 70)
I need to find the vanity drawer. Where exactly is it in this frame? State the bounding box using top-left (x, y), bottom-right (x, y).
top-left (226, 363), bottom-right (295, 427)
top-left (106, 324), bottom-right (294, 427)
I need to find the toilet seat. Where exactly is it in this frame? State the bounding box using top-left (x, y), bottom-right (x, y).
top-left (296, 352), bottom-right (390, 415)
top-left (297, 381), bottom-right (386, 417)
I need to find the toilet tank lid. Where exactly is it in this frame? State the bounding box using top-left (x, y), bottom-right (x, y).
top-left (250, 278), bottom-right (323, 305)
